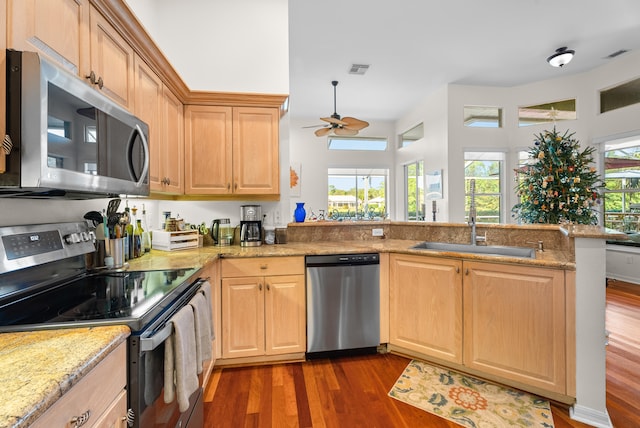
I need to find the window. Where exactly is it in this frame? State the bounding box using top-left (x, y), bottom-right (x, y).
top-left (600, 76), bottom-right (640, 114)
top-left (399, 123), bottom-right (424, 148)
top-left (47, 155), bottom-right (63, 168)
top-left (463, 106), bottom-right (502, 128)
top-left (85, 125), bottom-right (97, 143)
top-left (328, 168), bottom-right (388, 220)
top-left (404, 161), bottom-right (424, 220)
top-left (603, 139), bottom-right (640, 234)
top-left (328, 136), bottom-right (387, 151)
top-left (84, 162), bottom-right (97, 175)
top-left (464, 152), bottom-right (504, 223)
top-left (518, 98), bottom-right (576, 127)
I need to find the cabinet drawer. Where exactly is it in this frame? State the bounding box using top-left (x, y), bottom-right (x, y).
top-left (33, 342), bottom-right (127, 428)
top-left (92, 389), bottom-right (127, 428)
top-left (221, 256), bottom-right (304, 277)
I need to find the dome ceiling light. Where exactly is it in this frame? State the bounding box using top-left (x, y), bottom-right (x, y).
top-left (547, 47), bottom-right (575, 68)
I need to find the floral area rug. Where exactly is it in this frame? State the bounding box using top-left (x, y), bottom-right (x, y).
top-left (388, 359), bottom-right (555, 427)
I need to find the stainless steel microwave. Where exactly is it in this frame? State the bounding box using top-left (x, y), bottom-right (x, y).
top-left (2, 49), bottom-right (149, 198)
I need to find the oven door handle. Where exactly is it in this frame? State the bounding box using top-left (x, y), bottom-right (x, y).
top-left (140, 322), bottom-right (173, 352)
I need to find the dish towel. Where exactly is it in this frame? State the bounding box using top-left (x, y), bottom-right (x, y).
top-left (164, 305), bottom-right (199, 412)
top-left (199, 280), bottom-right (215, 340)
top-left (189, 291), bottom-right (213, 374)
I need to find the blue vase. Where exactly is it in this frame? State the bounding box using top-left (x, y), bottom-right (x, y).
top-left (294, 202), bottom-right (306, 222)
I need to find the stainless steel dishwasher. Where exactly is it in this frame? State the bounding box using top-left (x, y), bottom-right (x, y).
top-left (306, 253), bottom-right (380, 357)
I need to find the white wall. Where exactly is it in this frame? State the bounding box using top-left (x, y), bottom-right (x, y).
top-left (125, 0), bottom-right (289, 94)
top-left (395, 86), bottom-right (449, 221)
top-left (397, 50), bottom-right (640, 225)
top-left (606, 245), bottom-right (640, 284)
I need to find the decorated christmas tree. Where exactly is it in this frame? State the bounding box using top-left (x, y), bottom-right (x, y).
top-left (512, 127), bottom-right (604, 224)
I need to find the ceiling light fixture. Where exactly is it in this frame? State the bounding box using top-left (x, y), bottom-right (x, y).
top-left (547, 47), bottom-right (575, 68)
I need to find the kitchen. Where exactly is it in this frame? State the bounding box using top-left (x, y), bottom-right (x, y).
top-left (1, 1), bottom-right (639, 427)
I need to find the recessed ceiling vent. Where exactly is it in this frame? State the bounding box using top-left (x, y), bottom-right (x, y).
top-left (606, 49), bottom-right (628, 59)
top-left (349, 64), bottom-right (370, 75)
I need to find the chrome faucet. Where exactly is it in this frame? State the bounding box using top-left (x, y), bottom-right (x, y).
top-left (468, 179), bottom-right (486, 245)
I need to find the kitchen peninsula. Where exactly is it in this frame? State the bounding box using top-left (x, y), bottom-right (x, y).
top-left (129, 220), bottom-right (618, 426)
top-left (1, 221), bottom-right (620, 428)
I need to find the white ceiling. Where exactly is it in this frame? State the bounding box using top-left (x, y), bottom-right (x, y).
top-left (288, 0), bottom-right (640, 123)
top-left (127, 0), bottom-right (640, 126)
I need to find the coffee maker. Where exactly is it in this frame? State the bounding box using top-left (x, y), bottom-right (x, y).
top-left (240, 205), bottom-right (262, 246)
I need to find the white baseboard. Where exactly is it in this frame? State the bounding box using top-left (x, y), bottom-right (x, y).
top-left (570, 404), bottom-right (613, 428)
top-left (606, 273), bottom-right (640, 285)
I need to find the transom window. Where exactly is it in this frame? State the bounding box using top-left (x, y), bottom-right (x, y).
top-left (328, 136), bottom-right (387, 151)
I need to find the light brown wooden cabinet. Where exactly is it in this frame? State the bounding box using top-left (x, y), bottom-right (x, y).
top-left (389, 254), bottom-right (463, 364)
top-left (184, 105), bottom-right (279, 196)
top-left (32, 341), bottom-right (127, 428)
top-left (158, 86), bottom-right (185, 194)
top-left (220, 257), bottom-right (305, 360)
top-left (135, 56), bottom-right (184, 194)
top-left (389, 254), bottom-right (569, 396)
top-left (87, 5), bottom-right (135, 109)
top-left (8, 0), bottom-right (88, 75)
top-left (8, 0), bottom-right (135, 109)
top-left (463, 261), bottom-right (567, 394)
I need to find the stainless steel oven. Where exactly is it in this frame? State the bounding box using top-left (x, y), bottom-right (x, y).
top-left (0, 221), bottom-right (204, 428)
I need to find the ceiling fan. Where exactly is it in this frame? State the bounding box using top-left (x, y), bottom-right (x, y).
top-left (307, 80), bottom-right (369, 137)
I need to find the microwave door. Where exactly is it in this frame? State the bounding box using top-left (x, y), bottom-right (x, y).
top-left (126, 124), bottom-right (150, 188)
top-left (101, 115), bottom-right (148, 185)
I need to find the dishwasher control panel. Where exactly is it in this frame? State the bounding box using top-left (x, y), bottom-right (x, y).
top-left (305, 253), bottom-right (379, 266)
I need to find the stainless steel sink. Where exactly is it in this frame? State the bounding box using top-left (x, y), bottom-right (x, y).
top-left (411, 241), bottom-right (536, 258)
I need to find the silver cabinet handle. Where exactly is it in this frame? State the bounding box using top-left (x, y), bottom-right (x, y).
top-left (71, 409), bottom-right (91, 427)
top-left (85, 71), bottom-right (96, 84)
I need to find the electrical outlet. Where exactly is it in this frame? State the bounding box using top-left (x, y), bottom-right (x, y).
top-left (372, 228), bottom-right (384, 237)
top-left (626, 255), bottom-right (634, 264)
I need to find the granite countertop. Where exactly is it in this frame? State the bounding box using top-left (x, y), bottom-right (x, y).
top-left (127, 238), bottom-right (575, 271)
top-left (0, 326), bottom-right (130, 428)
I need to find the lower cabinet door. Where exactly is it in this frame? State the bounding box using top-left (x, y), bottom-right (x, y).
top-left (389, 254), bottom-right (463, 363)
top-left (463, 261), bottom-right (567, 394)
top-left (221, 277), bottom-right (264, 359)
top-left (265, 274), bottom-right (305, 355)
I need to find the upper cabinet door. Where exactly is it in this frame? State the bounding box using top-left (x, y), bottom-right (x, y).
top-left (184, 105), bottom-right (233, 195)
top-left (134, 56), bottom-right (163, 191)
top-left (161, 87), bottom-right (185, 194)
top-left (232, 107), bottom-right (279, 195)
top-left (7, 0), bottom-right (89, 75)
top-left (88, 5), bottom-right (135, 110)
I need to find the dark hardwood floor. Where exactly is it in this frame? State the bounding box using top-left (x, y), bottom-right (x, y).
top-left (204, 280), bottom-right (640, 427)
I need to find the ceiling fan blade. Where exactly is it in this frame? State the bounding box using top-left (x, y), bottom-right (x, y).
top-left (315, 127), bottom-right (332, 137)
top-left (334, 127), bottom-right (359, 136)
top-left (321, 116), bottom-right (348, 126)
top-left (341, 117), bottom-right (369, 131)
top-left (302, 124), bottom-right (328, 129)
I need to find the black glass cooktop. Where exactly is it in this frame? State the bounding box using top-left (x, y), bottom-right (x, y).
top-left (0, 268), bottom-right (200, 332)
